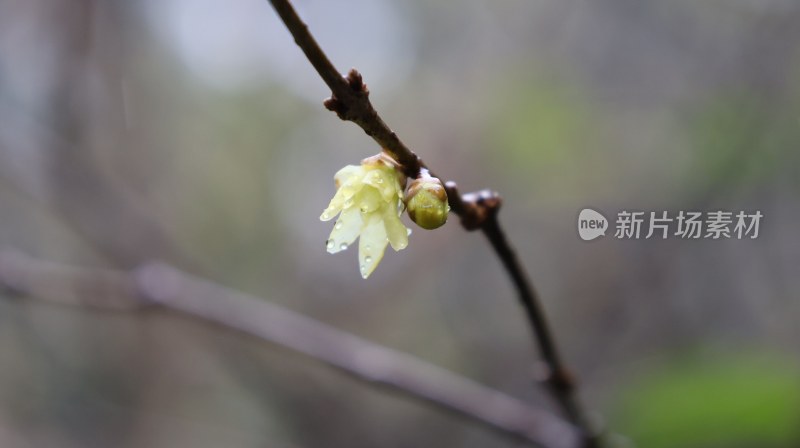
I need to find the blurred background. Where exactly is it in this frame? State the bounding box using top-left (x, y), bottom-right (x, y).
top-left (1, 0), bottom-right (799, 447)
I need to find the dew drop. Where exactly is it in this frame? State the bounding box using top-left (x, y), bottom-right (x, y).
top-left (344, 198), bottom-right (354, 208)
top-left (365, 256), bottom-right (373, 264)
top-left (360, 205), bottom-right (368, 213)
top-left (335, 221), bottom-right (343, 230)
top-left (360, 265), bottom-right (367, 275)
top-left (365, 244), bottom-right (371, 252)
top-left (326, 240), bottom-right (335, 250)
top-left (407, 228), bottom-right (413, 236)
top-left (339, 242), bottom-right (348, 250)
top-left (322, 212), bottom-right (330, 220)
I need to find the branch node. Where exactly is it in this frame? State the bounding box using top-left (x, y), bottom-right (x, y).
top-left (444, 182), bottom-right (502, 231)
top-left (346, 68), bottom-right (368, 94)
top-left (534, 361), bottom-right (576, 394)
top-left (322, 96), bottom-right (338, 111)
top-left (323, 69), bottom-right (373, 122)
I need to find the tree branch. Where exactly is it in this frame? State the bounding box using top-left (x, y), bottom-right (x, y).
top-left (266, 0), bottom-right (599, 444)
top-left (269, 0), bottom-right (423, 179)
top-left (0, 250), bottom-right (580, 448)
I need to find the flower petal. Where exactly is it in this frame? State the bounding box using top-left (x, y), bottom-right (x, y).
top-left (334, 165), bottom-right (362, 188)
top-left (327, 207), bottom-right (363, 254)
top-left (383, 204), bottom-right (409, 251)
top-left (370, 167), bottom-right (406, 202)
top-left (321, 182), bottom-right (366, 222)
top-left (360, 168), bottom-right (383, 186)
top-left (358, 213), bottom-right (389, 279)
top-left (355, 187), bottom-right (383, 214)
top-left (320, 188), bottom-right (348, 221)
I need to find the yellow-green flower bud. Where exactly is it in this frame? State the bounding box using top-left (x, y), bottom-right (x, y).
top-left (405, 174), bottom-right (450, 230)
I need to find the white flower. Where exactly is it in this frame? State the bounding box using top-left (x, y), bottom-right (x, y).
top-left (320, 154), bottom-right (410, 278)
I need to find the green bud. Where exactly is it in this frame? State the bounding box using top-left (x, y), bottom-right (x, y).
top-left (405, 174), bottom-right (450, 230)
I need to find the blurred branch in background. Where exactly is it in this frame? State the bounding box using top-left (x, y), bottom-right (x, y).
top-left (267, 0), bottom-right (598, 444)
top-left (40, 0), bottom-right (189, 269)
top-left (0, 250), bottom-right (581, 448)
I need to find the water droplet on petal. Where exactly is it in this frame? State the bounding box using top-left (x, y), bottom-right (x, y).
top-left (365, 244), bottom-right (371, 252)
top-left (365, 256), bottom-right (372, 264)
top-left (344, 198), bottom-right (354, 208)
top-left (360, 205), bottom-right (368, 213)
top-left (322, 212), bottom-right (330, 220)
top-left (360, 265), bottom-right (366, 275)
top-left (335, 221), bottom-right (343, 230)
top-left (407, 228), bottom-right (413, 236)
top-left (339, 242), bottom-right (348, 250)
top-left (326, 240), bottom-right (335, 250)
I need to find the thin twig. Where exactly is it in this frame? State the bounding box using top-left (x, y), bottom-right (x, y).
top-left (269, 0), bottom-right (424, 179)
top-left (481, 216), bottom-right (595, 439)
top-left (444, 187), bottom-right (596, 441)
top-left (0, 250), bottom-right (579, 448)
top-left (266, 0), bottom-right (599, 444)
